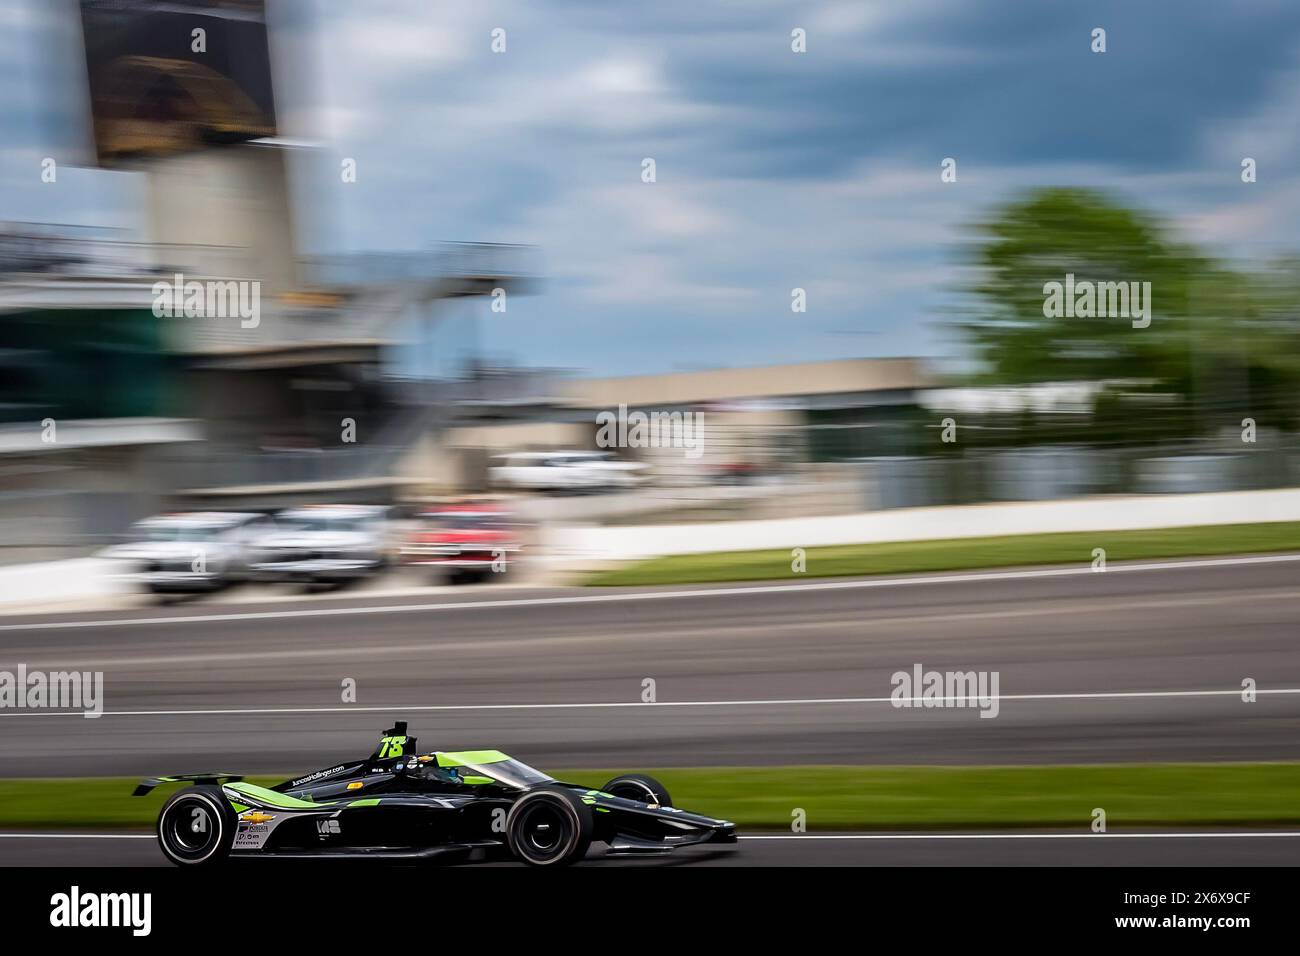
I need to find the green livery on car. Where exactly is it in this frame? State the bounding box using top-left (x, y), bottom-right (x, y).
top-left (134, 722), bottom-right (737, 866)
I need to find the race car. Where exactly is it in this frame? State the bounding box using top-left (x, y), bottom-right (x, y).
top-left (134, 722), bottom-right (736, 867)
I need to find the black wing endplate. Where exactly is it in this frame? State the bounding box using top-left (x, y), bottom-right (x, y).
top-left (132, 772), bottom-right (244, 797)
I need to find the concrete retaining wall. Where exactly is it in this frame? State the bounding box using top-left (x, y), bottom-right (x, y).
top-left (543, 487), bottom-right (1300, 564)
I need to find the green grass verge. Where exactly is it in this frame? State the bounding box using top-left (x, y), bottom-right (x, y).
top-left (586, 520), bottom-right (1300, 587)
top-left (6, 763), bottom-right (1300, 831)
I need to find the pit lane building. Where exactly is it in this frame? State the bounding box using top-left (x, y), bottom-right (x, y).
top-left (419, 357), bottom-right (935, 492)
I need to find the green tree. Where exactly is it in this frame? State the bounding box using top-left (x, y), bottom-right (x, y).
top-left (960, 188), bottom-right (1300, 439)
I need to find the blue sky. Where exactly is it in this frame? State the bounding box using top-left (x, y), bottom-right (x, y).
top-left (4, 0), bottom-right (1300, 375)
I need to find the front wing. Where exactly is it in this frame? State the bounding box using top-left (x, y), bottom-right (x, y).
top-left (574, 787), bottom-right (738, 855)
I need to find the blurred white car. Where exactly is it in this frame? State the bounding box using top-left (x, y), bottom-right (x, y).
top-left (489, 450), bottom-right (648, 493)
top-left (105, 512), bottom-right (269, 593)
top-left (249, 504), bottom-right (392, 584)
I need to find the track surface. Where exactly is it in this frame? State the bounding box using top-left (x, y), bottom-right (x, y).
top-left (3, 831), bottom-right (1298, 866)
top-left (1, 556), bottom-right (1298, 775)
top-left (3, 555), bottom-right (1300, 866)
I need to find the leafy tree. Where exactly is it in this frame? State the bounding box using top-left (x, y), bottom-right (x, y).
top-left (959, 188), bottom-right (1300, 439)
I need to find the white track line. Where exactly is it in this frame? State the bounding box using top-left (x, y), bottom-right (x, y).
top-left (1, 831), bottom-right (1297, 842)
top-left (2, 687), bottom-right (1297, 719)
top-left (743, 831), bottom-right (1300, 841)
top-left (0, 832), bottom-right (153, 840)
top-left (2, 552), bottom-right (1298, 632)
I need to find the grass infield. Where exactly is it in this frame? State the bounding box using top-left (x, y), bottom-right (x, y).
top-left (4, 763), bottom-right (1300, 831)
top-left (585, 520), bottom-right (1300, 587)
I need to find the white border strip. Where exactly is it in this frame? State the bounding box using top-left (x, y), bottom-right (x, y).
top-left (3, 552), bottom-right (1299, 633)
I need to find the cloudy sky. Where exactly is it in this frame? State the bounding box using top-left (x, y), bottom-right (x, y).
top-left (4, 0), bottom-right (1300, 375)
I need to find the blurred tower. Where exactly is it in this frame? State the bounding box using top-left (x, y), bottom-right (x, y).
top-left (136, 142), bottom-right (299, 295)
top-left (0, 1), bottom-right (536, 557)
top-left (78, 0), bottom-right (296, 291)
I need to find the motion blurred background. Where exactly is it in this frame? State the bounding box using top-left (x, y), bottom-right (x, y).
top-left (4, 3), bottom-right (1300, 864)
top-left (1, 0), bottom-right (1300, 598)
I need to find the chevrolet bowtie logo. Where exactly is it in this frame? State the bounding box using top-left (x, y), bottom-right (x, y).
top-left (240, 811), bottom-right (275, 824)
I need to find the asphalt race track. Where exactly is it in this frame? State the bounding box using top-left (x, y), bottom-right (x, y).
top-left (2, 555), bottom-right (1299, 773)
top-left (2, 554), bottom-right (1299, 866)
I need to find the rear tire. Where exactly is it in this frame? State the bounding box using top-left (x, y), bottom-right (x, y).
top-left (506, 788), bottom-right (593, 866)
top-left (601, 773), bottom-right (673, 808)
top-left (157, 785), bottom-right (236, 867)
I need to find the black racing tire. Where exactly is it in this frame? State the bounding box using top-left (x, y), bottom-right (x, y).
top-left (601, 773), bottom-right (673, 808)
top-left (157, 785), bottom-right (236, 867)
top-left (506, 788), bottom-right (593, 866)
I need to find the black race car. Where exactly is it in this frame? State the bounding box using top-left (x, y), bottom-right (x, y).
top-left (135, 723), bottom-right (737, 866)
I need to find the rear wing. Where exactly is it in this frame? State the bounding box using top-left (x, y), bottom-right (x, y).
top-left (132, 773), bottom-right (244, 797)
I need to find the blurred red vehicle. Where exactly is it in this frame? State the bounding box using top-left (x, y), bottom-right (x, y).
top-left (400, 500), bottom-right (521, 584)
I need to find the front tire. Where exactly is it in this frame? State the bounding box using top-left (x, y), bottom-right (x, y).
top-left (506, 788), bottom-right (593, 866)
top-left (601, 773), bottom-right (673, 808)
top-left (157, 785), bottom-right (236, 867)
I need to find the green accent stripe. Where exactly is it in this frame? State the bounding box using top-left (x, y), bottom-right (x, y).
top-left (348, 798), bottom-right (382, 807)
top-left (226, 781), bottom-right (329, 809)
top-left (436, 750), bottom-right (510, 767)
